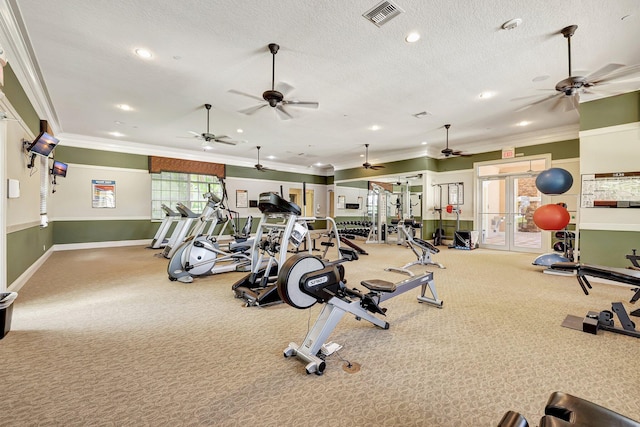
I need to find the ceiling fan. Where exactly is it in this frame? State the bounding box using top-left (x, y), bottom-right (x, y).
top-left (441, 124), bottom-right (469, 158)
top-left (188, 104), bottom-right (239, 146)
top-left (254, 146), bottom-right (272, 172)
top-left (362, 144), bottom-right (385, 170)
top-left (518, 25), bottom-right (640, 112)
top-left (229, 43), bottom-right (319, 120)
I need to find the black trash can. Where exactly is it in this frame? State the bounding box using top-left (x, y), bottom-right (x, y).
top-left (0, 292), bottom-right (18, 339)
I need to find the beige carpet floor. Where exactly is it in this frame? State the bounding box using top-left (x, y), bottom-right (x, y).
top-left (1, 242), bottom-right (639, 426)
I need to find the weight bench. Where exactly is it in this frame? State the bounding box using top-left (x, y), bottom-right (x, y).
top-left (549, 262), bottom-right (640, 300)
top-left (498, 391), bottom-right (640, 427)
top-left (387, 220), bottom-right (444, 274)
top-left (549, 262), bottom-right (640, 338)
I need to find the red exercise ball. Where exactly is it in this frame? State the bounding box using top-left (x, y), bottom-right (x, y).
top-left (533, 204), bottom-right (570, 231)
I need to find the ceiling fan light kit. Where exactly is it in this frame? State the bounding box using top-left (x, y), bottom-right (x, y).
top-left (440, 124), bottom-right (468, 158)
top-left (190, 103), bottom-right (238, 146)
top-left (362, 143), bottom-right (385, 170)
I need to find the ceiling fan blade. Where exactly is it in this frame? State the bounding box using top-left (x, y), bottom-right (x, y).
top-left (283, 100), bottom-right (319, 109)
top-left (239, 104), bottom-right (268, 115)
top-left (275, 105), bottom-right (293, 120)
top-left (229, 89), bottom-right (265, 102)
top-left (452, 151), bottom-right (472, 157)
top-left (515, 92), bottom-right (563, 112)
top-left (583, 63), bottom-right (626, 82)
top-left (371, 165), bottom-right (386, 170)
top-left (550, 95), bottom-right (567, 112)
top-left (214, 138), bottom-right (238, 146)
top-left (564, 93), bottom-right (579, 112)
top-left (589, 63), bottom-right (640, 85)
top-left (187, 130), bottom-right (201, 137)
top-left (275, 82), bottom-right (295, 96)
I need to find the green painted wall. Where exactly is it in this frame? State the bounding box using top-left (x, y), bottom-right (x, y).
top-left (2, 64), bottom-right (40, 136)
top-left (335, 156), bottom-right (435, 181)
top-left (579, 230), bottom-right (640, 268)
top-left (518, 139), bottom-right (579, 160)
top-left (226, 164), bottom-right (327, 184)
top-left (7, 226), bottom-right (53, 284)
top-left (580, 91), bottom-right (640, 131)
top-left (424, 219), bottom-right (473, 240)
top-left (54, 146), bottom-right (148, 170)
top-left (53, 220), bottom-right (157, 244)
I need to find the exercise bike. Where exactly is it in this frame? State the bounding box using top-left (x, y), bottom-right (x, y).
top-left (278, 250), bottom-right (443, 375)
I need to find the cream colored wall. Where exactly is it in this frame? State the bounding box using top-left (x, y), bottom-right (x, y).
top-left (333, 185), bottom-right (368, 218)
top-left (49, 163), bottom-right (151, 220)
top-left (579, 122), bottom-right (640, 231)
top-left (222, 177), bottom-right (328, 219)
top-left (429, 169), bottom-right (474, 222)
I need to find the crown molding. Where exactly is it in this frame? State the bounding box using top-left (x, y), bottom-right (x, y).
top-left (0, 0), bottom-right (60, 133)
top-left (59, 132), bottom-right (332, 176)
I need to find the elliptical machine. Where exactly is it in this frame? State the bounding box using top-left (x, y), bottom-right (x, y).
top-left (167, 183), bottom-right (254, 283)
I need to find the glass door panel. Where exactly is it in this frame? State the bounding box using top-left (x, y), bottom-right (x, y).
top-left (479, 175), bottom-right (543, 252)
top-left (512, 176), bottom-right (542, 251)
top-left (479, 178), bottom-right (508, 250)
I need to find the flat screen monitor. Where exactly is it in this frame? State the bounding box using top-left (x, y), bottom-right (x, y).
top-left (51, 160), bottom-right (68, 177)
top-left (27, 132), bottom-right (59, 157)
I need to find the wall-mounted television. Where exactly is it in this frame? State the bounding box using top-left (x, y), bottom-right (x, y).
top-left (51, 160), bottom-right (68, 177)
top-left (28, 131), bottom-right (59, 157)
top-left (26, 132), bottom-right (60, 169)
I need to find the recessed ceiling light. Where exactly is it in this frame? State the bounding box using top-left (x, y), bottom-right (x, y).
top-left (114, 120), bottom-right (123, 125)
top-left (134, 48), bottom-right (152, 59)
top-left (203, 145), bottom-right (213, 151)
top-left (267, 155), bottom-right (275, 160)
top-left (405, 32), bottom-right (420, 43)
top-left (117, 104), bottom-right (133, 111)
top-left (371, 125), bottom-right (380, 131)
top-left (517, 121), bottom-right (530, 127)
top-left (109, 131), bottom-right (124, 137)
top-left (360, 154), bottom-right (365, 158)
top-left (236, 129), bottom-right (243, 133)
top-left (421, 141), bottom-right (427, 145)
top-left (315, 162), bottom-right (323, 167)
top-left (479, 91), bottom-right (494, 99)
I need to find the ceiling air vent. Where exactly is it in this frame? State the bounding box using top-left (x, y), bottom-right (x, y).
top-left (362, 1), bottom-right (404, 27)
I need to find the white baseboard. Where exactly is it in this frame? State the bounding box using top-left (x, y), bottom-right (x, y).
top-left (8, 248), bottom-right (53, 292)
top-left (53, 239), bottom-right (150, 251)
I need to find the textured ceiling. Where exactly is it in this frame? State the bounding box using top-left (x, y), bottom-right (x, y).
top-left (3, 0), bottom-right (640, 173)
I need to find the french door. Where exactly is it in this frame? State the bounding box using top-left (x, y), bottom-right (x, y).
top-left (478, 174), bottom-right (543, 252)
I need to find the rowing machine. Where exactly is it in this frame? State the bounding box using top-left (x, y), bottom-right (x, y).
top-left (277, 253), bottom-right (442, 375)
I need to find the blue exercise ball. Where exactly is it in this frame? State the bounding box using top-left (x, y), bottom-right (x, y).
top-left (535, 168), bottom-right (573, 195)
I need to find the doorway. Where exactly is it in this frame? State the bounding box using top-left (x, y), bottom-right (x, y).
top-left (477, 158), bottom-right (548, 252)
top-left (289, 188), bottom-right (314, 217)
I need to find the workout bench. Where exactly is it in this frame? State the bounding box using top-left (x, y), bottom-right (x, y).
top-left (498, 391), bottom-right (640, 427)
top-left (550, 262), bottom-right (640, 338)
top-left (387, 219), bottom-right (444, 274)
